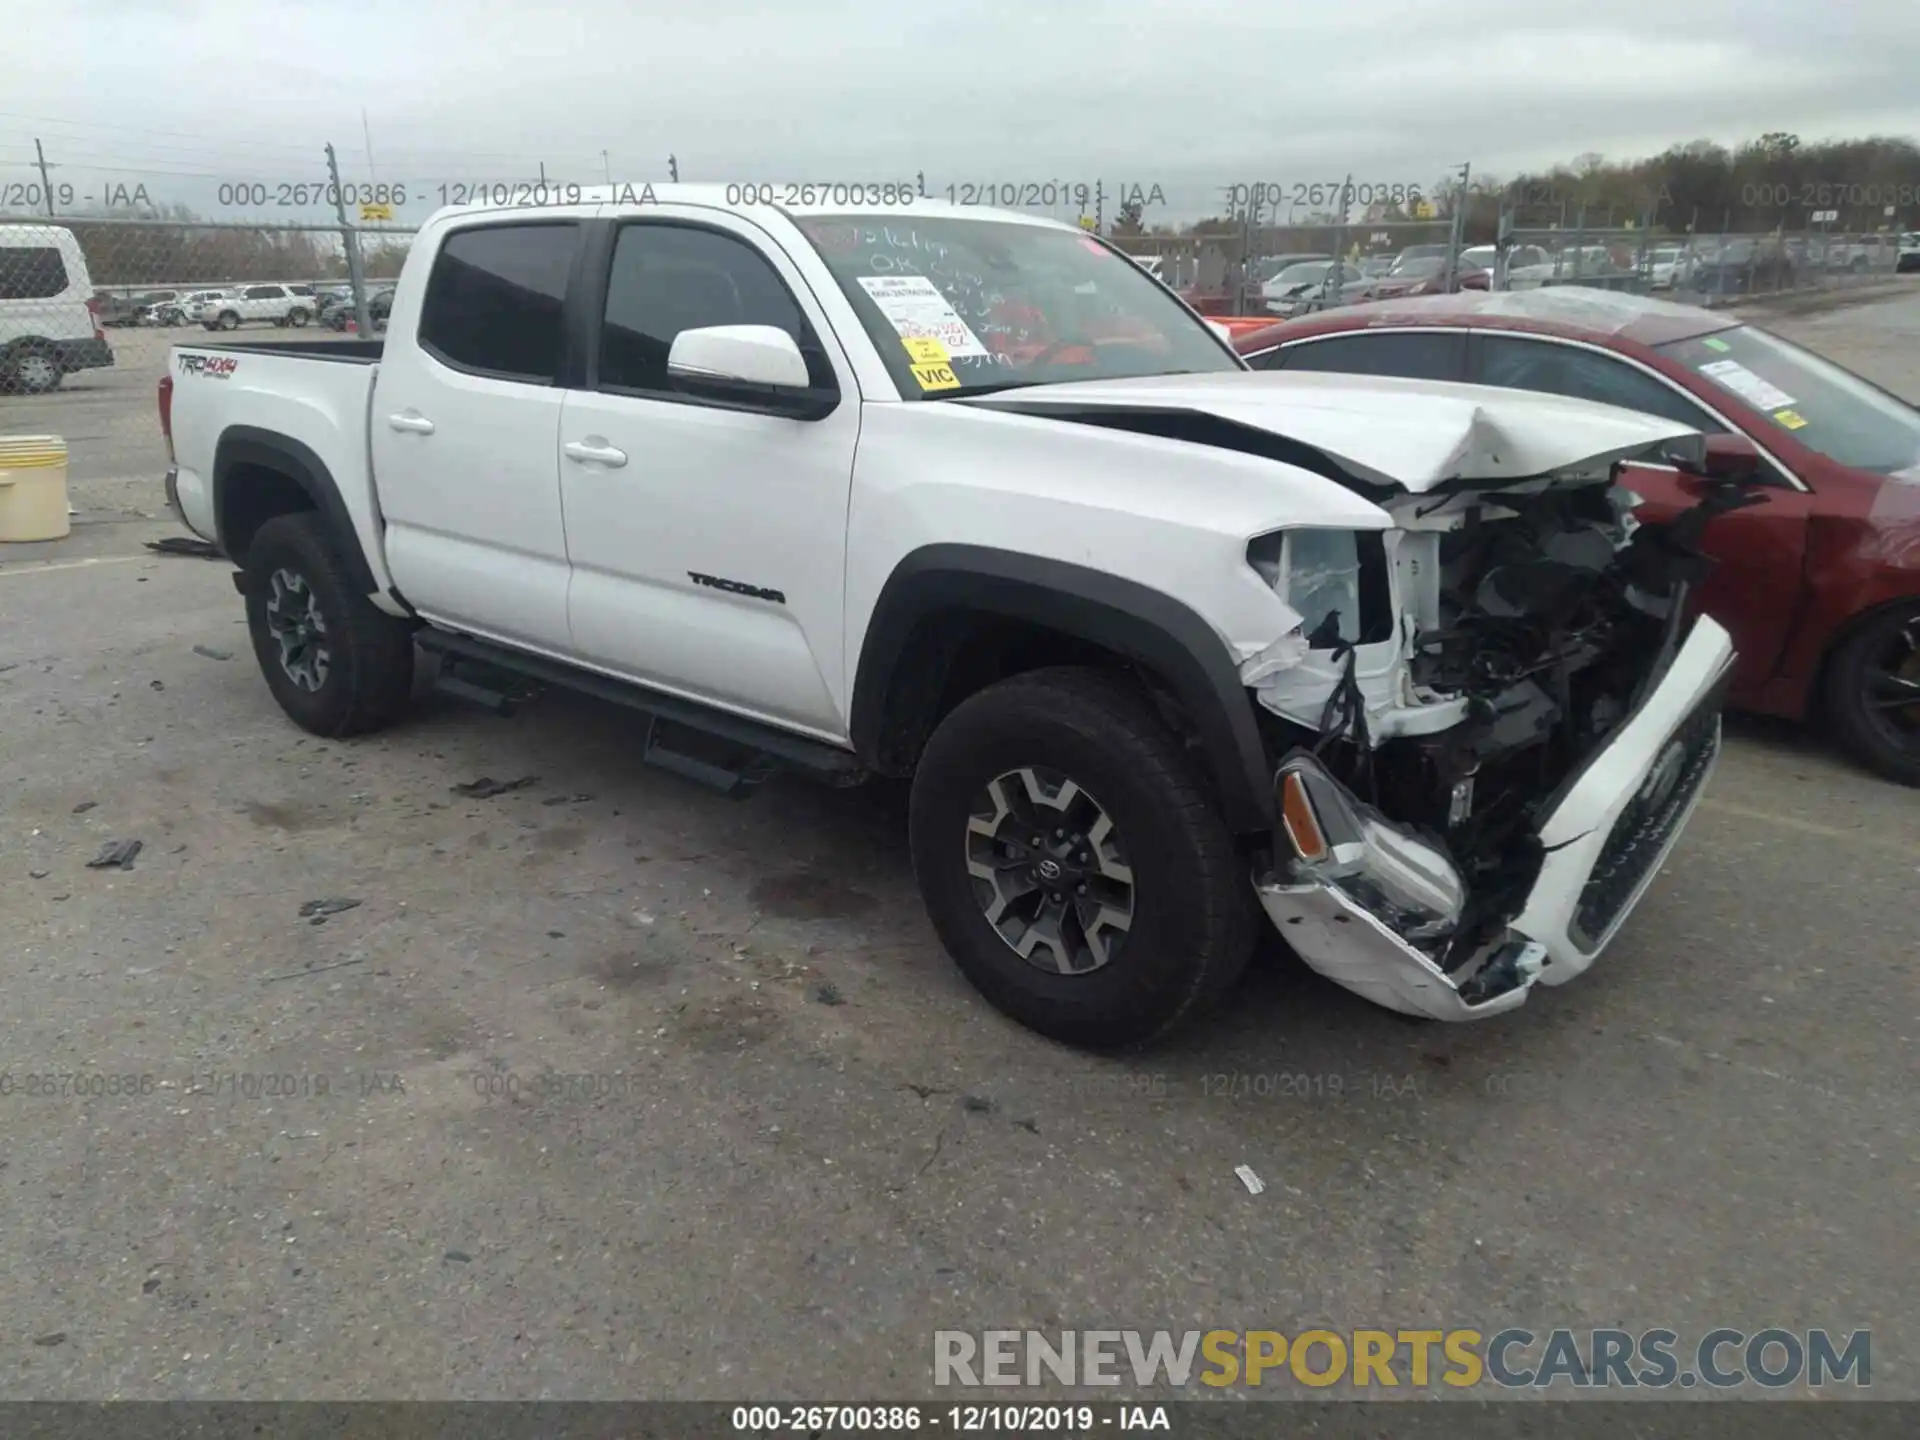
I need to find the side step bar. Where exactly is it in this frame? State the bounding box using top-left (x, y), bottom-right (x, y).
top-left (415, 629), bottom-right (868, 796)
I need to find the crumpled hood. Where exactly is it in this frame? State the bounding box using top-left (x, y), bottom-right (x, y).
top-left (962, 370), bottom-right (1702, 495)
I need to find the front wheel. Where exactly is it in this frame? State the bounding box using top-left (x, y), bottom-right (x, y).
top-left (1826, 603), bottom-right (1920, 786)
top-left (242, 513), bottom-right (415, 737)
top-left (908, 667), bottom-right (1253, 1049)
top-left (218, 310), bottom-right (240, 331)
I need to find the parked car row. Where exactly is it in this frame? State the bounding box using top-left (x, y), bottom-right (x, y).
top-left (85, 281), bottom-right (402, 329)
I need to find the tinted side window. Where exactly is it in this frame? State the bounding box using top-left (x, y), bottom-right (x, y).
top-left (0, 247), bottom-right (69, 300)
top-left (1247, 346), bottom-right (1289, 372)
top-left (420, 223), bottom-right (579, 382)
top-left (245, 286), bottom-right (280, 299)
top-left (599, 224), bottom-right (812, 394)
top-left (1476, 335), bottom-right (1719, 429)
top-left (1279, 332), bottom-right (1466, 381)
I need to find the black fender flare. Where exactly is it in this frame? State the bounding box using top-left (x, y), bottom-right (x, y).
top-left (212, 426), bottom-right (378, 596)
top-left (850, 544), bottom-right (1275, 835)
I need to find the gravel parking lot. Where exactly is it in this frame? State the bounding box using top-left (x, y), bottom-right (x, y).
top-left (1, 292), bottom-right (1915, 1402)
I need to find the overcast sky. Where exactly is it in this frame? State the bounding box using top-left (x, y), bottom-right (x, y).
top-left (7, 0), bottom-right (1920, 224)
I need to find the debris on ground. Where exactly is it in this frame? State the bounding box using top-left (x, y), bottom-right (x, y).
top-left (813, 983), bottom-right (845, 1006)
top-left (298, 897), bottom-right (363, 919)
top-left (145, 536), bottom-right (225, 559)
top-left (28, 869), bottom-right (48, 879)
top-left (1234, 1164), bottom-right (1266, 1196)
top-left (1014, 1118), bottom-right (1040, 1135)
top-left (260, 957), bottom-right (365, 984)
top-left (963, 1095), bottom-right (994, 1114)
top-left (451, 775), bottom-right (538, 799)
top-left (85, 839), bottom-right (142, 870)
top-left (72, 801), bottom-right (97, 814)
top-left (192, 645), bottom-right (233, 661)
top-left (443, 1249), bottom-right (473, 1264)
top-left (32, 1333), bottom-right (65, 1348)
top-left (149, 679), bottom-right (164, 691)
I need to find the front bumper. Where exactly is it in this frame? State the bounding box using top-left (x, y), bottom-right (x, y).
top-left (1255, 615), bottom-right (1735, 1020)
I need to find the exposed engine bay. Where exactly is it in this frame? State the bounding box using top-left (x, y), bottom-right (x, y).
top-left (1245, 468), bottom-right (1756, 1009)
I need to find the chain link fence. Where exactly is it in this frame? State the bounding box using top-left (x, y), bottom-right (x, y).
top-left (2, 179), bottom-right (1913, 514)
top-left (0, 214), bottom-right (417, 396)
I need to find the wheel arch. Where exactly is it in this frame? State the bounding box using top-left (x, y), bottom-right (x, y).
top-left (850, 544), bottom-right (1275, 835)
top-left (212, 427), bottom-right (377, 595)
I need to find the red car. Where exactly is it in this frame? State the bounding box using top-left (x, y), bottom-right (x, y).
top-left (1234, 289), bottom-right (1920, 785)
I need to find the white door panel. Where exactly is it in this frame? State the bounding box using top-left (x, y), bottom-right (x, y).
top-left (374, 360), bottom-right (570, 648)
top-left (559, 209), bottom-right (860, 735)
top-left (560, 391), bottom-right (851, 729)
top-left (369, 217), bottom-right (586, 651)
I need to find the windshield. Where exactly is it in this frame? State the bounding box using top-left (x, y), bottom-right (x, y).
top-left (1272, 262), bottom-right (1333, 285)
top-left (794, 214), bottom-right (1240, 398)
top-left (1657, 325), bottom-right (1920, 475)
top-left (1389, 257), bottom-right (1446, 279)
top-left (1390, 246), bottom-right (1448, 271)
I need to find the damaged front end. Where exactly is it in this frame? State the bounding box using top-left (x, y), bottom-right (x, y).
top-left (1245, 450), bottom-right (1746, 1019)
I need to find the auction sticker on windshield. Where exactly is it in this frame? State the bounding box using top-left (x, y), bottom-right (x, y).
top-left (1698, 358), bottom-right (1796, 412)
top-left (857, 275), bottom-right (989, 357)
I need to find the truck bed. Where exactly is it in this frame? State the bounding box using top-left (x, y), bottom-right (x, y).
top-left (167, 335), bottom-right (396, 600)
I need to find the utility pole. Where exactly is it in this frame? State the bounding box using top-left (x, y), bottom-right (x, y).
top-left (34, 139), bottom-right (57, 216)
top-left (668, 155), bottom-right (678, 182)
top-left (538, 160), bottom-right (547, 187)
top-left (601, 150), bottom-right (612, 183)
top-left (361, 108), bottom-right (377, 179)
top-left (326, 143), bottom-right (373, 338)
top-left (1441, 161), bottom-right (1470, 292)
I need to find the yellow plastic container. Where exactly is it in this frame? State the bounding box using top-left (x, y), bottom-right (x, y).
top-left (0, 435), bottom-right (71, 542)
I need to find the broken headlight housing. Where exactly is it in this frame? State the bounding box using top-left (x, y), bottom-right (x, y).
top-left (1274, 749), bottom-right (1465, 942)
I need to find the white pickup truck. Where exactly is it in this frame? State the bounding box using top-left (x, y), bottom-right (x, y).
top-left (158, 186), bottom-right (1743, 1046)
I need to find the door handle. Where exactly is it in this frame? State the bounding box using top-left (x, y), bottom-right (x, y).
top-left (563, 439), bottom-right (628, 468)
top-left (387, 412), bottom-right (435, 435)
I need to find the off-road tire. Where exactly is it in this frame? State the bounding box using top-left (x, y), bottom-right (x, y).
top-left (242, 512), bottom-right (414, 737)
top-left (1825, 602), bottom-right (1920, 787)
top-left (908, 666), bottom-right (1254, 1049)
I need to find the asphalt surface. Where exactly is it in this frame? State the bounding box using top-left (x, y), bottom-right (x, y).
top-left (0, 291), bottom-right (1914, 1403)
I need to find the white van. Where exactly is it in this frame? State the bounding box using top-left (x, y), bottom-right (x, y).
top-left (1, 224), bottom-right (115, 394)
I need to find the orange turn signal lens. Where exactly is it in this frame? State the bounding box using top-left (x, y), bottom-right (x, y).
top-left (1279, 771), bottom-right (1330, 863)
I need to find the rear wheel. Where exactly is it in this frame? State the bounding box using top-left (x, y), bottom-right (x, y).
top-left (1826, 602), bottom-right (1920, 786)
top-left (289, 308), bottom-right (310, 327)
top-left (242, 513), bottom-right (415, 737)
top-left (218, 310), bottom-right (240, 331)
top-left (2, 345), bottom-right (62, 395)
top-left (908, 667), bottom-right (1253, 1049)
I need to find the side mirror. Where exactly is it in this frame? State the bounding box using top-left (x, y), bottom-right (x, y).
top-left (1665, 431), bottom-right (1763, 483)
top-left (665, 324), bottom-right (837, 419)
top-left (668, 324), bottom-right (808, 389)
